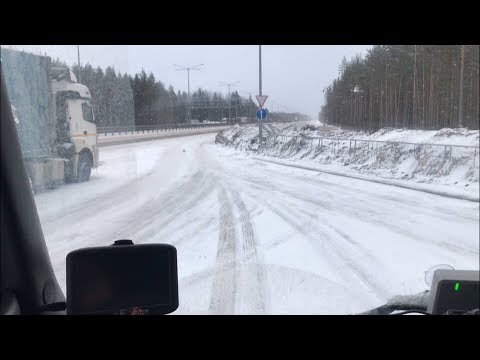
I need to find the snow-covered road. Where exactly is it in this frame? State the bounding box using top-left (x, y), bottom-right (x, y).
top-left (34, 133), bottom-right (480, 314)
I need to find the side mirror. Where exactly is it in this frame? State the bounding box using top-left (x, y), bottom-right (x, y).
top-left (66, 241), bottom-right (178, 315)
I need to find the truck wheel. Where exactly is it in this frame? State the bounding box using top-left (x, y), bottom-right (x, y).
top-left (77, 153), bottom-right (92, 182)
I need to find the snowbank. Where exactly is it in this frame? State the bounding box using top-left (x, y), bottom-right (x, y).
top-left (216, 124), bottom-right (479, 197)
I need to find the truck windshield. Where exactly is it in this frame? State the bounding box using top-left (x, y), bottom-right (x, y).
top-left (82, 102), bottom-right (94, 123)
top-left (1, 45), bottom-right (479, 315)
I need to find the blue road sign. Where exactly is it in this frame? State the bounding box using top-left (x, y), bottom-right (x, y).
top-left (256, 108), bottom-right (268, 121)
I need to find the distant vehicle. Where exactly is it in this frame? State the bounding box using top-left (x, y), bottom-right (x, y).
top-left (2, 48), bottom-right (99, 191)
top-left (187, 119), bottom-right (200, 125)
top-left (221, 118), bottom-right (227, 123)
top-left (229, 117), bottom-right (249, 124)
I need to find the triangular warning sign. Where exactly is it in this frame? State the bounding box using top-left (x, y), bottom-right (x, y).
top-left (255, 95), bottom-right (268, 107)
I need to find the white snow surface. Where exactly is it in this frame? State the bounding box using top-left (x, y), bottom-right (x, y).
top-left (34, 132), bottom-right (479, 314)
top-left (218, 124), bottom-right (479, 198)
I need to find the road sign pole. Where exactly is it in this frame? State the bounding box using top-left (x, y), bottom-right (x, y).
top-left (187, 69), bottom-right (191, 122)
top-left (259, 45), bottom-right (263, 142)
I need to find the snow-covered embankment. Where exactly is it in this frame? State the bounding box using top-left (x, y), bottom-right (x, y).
top-left (216, 123), bottom-right (479, 200)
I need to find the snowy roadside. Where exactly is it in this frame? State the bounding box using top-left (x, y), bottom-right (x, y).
top-left (216, 123), bottom-right (479, 200)
top-left (256, 158), bottom-right (479, 202)
top-left (36, 133), bottom-right (479, 313)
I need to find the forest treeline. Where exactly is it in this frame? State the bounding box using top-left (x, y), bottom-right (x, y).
top-left (68, 64), bottom-right (266, 127)
top-left (320, 45), bottom-right (479, 130)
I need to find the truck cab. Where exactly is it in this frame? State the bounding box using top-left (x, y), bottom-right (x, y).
top-left (51, 69), bottom-right (98, 181)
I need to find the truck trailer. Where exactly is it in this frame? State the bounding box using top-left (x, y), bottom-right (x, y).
top-left (1, 48), bottom-right (98, 191)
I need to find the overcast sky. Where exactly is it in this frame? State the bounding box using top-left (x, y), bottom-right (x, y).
top-left (4, 45), bottom-right (371, 118)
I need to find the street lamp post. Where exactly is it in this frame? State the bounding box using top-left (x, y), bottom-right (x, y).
top-left (258, 45), bottom-right (263, 141)
top-left (173, 63), bottom-right (204, 123)
top-left (77, 45), bottom-right (81, 84)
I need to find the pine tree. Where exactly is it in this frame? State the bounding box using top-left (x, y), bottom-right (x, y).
top-left (322, 45), bottom-right (479, 131)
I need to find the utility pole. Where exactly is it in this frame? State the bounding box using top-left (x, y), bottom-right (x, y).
top-left (259, 45), bottom-right (263, 141)
top-left (459, 45), bottom-right (465, 127)
top-left (77, 45), bottom-right (81, 83)
top-left (413, 45), bottom-right (417, 129)
top-left (219, 81), bottom-right (239, 122)
top-left (173, 63), bottom-right (204, 123)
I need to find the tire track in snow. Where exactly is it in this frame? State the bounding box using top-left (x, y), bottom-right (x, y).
top-left (230, 190), bottom-right (268, 314)
top-left (322, 222), bottom-right (379, 264)
top-left (38, 142), bottom-right (175, 225)
top-left (46, 171), bottom-right (213, 261)
top-left (260, 197), bottom-right (390, 301)
top-left (235, 168), bottom-right (478, 258)
top-left (124, 171), bottom-right (214, 242)
top-left (231, 190), bottom-right (256, 261)
top-left (39, 143), bottom-right (178, 227)
top-left (39, 176), bottom-right (139, 225)
top-left (250, 160), bottom-right (478, 223)
top-left (209, 187), bottom-right (237, 314)
top-left (200, 142), bottom-right (270, 313)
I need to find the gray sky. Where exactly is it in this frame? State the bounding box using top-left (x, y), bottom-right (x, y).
top-left (4, 45), bottom-right (371, 118)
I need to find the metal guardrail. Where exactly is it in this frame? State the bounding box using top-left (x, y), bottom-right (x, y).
top-left (97, 122), bottom-right (231, 136)
top-left (266, 134), bottom-right (479, 166)
top-left (97, 119), bottom-right (299, 136)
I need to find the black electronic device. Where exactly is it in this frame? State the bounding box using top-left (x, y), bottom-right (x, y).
top-left (66, 241), bottom-right (178, 315)
top-left (427, 270), bottom-right (479, 315)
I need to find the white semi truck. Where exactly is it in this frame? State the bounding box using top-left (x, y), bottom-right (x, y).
top-left (1, 48), bottom-right (98, 191)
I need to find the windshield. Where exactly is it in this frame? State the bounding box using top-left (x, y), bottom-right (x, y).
top-left (81, 102), bottom-right (94, 123)
top-left (1, 45), bottom-right (479, 314)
